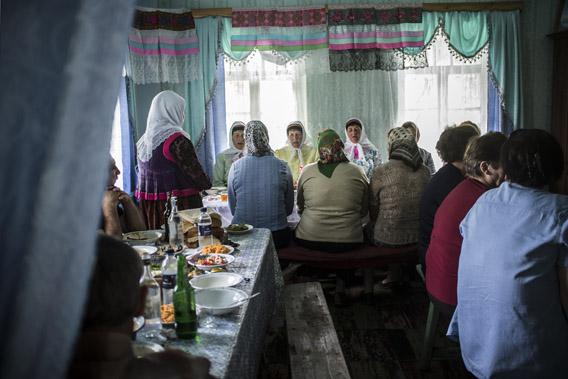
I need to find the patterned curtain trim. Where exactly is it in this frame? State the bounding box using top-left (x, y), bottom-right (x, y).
top-left (328, 4), bottom-right (424, 72)
top-left (126, 9), bottom-right (200, 84)
top-left (229, 6), bottom-right (328, 61)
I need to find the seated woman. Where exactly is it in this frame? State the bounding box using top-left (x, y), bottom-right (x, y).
top-left (228, 121), bottom-right (294, 249)
top-left (401, 121), bottom-right (436, 175)
top-left (418, 123), bottom-right (480, 269)
top-left (101, 156), bottom-right (145, 238)
top-left (274, 121), bottom-right (318, 185)
top-left (343, 117), bottom-right (381, 179)
top-left (448, 129), bottom-right (568, 378)
top-left (370, 128), bottom-right (430, 273)
top-left (372, 127), bottom-right (430, 245)
top-left (135, 91), bottom-right (211, 229)
top-left (425, 132), bottom-right (506, 315)
top-left (212, 121), bottom-right (245, 187)
top-left (294, 129), bottom-right (369, 253)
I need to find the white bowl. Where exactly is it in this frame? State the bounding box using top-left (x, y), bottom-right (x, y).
top-left (133, 246), bottom-right (158, 257)
top-left (190, 272), bottom-right (243, 290)
top-left (123, 230), bottom-right (162, 245)
top-left (196, 288), bottom-right (248, 315)
top-left (187, 253), bottom-right (235, 271)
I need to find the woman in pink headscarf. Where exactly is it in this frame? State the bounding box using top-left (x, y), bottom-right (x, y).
top-left (343, 117), bottom-right (382, 179)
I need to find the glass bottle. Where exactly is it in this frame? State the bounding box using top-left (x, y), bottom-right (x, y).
top-left (162, 192), bottom-right (172, 243)
top-left (168, 196), bottom-right (184, 251)
top-left (140, 254), bottom-right (161, 326)
top-left (173, 253), bottom-right (197, 339)
top-left (160, 249), bottom-right (176, 327)
top-left (198, 207), bottom-right (213, 248)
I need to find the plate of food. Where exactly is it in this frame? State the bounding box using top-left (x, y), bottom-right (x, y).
top-left (198, 244), bottom-right (234, 255)
top-left (133, 245), bottom-right (158, 257)
top-left (226, 223), bottom-right (253, 235)
top-left (187, 253), bottom-right (235, 271)
top-left (123, 230), bottom-right (162, 244)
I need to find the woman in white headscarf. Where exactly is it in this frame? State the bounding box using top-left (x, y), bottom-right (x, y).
top-left (228, 120), bottom-right (294, 248)
top-left (135, 90), bottom-right (211, 229)
top-left (344, 117), bottom-right (382, 178)
top-left (212, 121), bottom-right (245, 187)
top-left (275, 121), bottom-right (318, 184)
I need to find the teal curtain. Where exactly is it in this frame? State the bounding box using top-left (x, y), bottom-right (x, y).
top-left (489, 11), bottom-right (522, 130)
top-left (420, 12), bottom-right (489, 59)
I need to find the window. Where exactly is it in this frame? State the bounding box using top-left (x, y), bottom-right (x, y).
top-left (397, 37), bottom-right (488, 168)
top-left (224, 53), bottom-right (305, 149)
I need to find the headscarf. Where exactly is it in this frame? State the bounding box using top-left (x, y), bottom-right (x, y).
top-left (286, 121), bottom-right (308, 167)
top-left (223, 121), bottom-right (246, 162)
top-left (343, 117), bottom-right (378, 162)
top-left (136, 90), bottom-right (189, 163)
top-left (245, 120), bottom-right (273, 157)
top-left (317, 129), bottom-right (349, 178)
top-left (387, 127), bottom-right (423, 171)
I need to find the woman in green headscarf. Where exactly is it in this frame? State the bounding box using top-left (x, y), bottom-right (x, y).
top-left (295, 129), bottom-right (370, 253)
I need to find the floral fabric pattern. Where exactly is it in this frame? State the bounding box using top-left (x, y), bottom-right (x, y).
top-left (245, 120), bottom-right (273, 157)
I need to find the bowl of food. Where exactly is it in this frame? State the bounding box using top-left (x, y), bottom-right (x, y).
top-left (123, 230), bottom-right (162, 245)
top-left (187, 253), bottom-right (234, 271)
top-left (226, 224), bottom-right (253, 235)
top-left (190, 272), bottom-right (243, 290)
top-left (196, 287), bottom-right (248, 315)
top-left (198, 244), bottom-right (234, 255)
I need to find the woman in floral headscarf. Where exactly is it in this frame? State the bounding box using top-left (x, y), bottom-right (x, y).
top-left (344, 117), bottom-right (382, 179)
top-left (370, 127), bottom-right (430, 283)
top-left (295, 129), bottom-right (369, 252)
top-left (227, 120), bottom-right (294, 248)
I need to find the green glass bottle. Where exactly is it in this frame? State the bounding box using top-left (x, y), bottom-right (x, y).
top-left (173, 254), bottom-right (197, 339)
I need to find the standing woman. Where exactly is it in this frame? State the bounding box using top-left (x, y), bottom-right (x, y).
top-left (228, 121), bottom-right (294, 248)
top-left (135, 90), bottom-right (211, 229)
top-left (343, 117), bottom-right (382, 178)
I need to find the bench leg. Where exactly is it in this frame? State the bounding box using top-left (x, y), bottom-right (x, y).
top-left (363, 268), bottom-right (374, 295)
top-left (420, 301), bottom-right (440, 370)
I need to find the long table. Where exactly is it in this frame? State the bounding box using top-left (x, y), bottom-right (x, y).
top-left (137, 228), bottom-right (283, 379)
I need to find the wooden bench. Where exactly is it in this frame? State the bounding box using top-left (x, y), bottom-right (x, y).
top-left (279, 241), bottom-right (418, 296)
top-left (283, 282), bottom-right (351, 379)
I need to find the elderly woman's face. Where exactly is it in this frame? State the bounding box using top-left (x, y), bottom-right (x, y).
top-left (347, 124), bottom-right (362, 144)
top-left (288, 130), bottom-right (303, 149)
top-left (232, 130), bottom-right (245, 150)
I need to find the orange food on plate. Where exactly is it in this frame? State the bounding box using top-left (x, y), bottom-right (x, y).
top-left (201, 244), bottom-right (230, 254)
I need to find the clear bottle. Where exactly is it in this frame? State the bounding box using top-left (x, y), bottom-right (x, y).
top-left (198, 207), bottom-right (213, 248)
top-left (140, 254), bottom-right (161, 326)
top-left (162, 192), bottom-right (172, 243)
top-left (173, 254), bottom-right (197, 339)
top-left (168, 196), bottom-right (184, 251)
top-left (160, 249), bottom-right (177, 327)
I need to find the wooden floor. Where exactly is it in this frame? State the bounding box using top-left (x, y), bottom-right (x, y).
top-left (259, 266), bottom-right (474, 379)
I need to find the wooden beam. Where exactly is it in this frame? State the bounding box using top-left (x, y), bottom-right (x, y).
top-left (423, 2), bottom-right (523, 12)
top-left (189, 2), bottom-right (523, 18)
top-left (191, 8), bottom-right (231, 18)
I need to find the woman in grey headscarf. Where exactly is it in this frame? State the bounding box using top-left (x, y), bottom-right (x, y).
top-left (227, 121), bottom-right (294, 248)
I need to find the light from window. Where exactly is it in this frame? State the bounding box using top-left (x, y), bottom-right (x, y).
top-left (110, 98), bottom-right (123, 189)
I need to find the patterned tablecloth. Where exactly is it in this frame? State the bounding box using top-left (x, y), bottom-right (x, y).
top-left (138, 228), bottom-right (283, 379)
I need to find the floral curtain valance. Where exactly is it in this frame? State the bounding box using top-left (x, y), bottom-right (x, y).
top-left (327, 4), bottom-right (424, 71)
top-left (126, 9), bottom-right (200, 84)
top-left (228, 7), bottom-right (328, 61)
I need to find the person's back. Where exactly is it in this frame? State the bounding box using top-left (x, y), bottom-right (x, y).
top-left (295, 162), bottom-right (368, 243)
top-left (228, 150), bottom-right (293, 231)
top-left (450, 183), bottom-right (568, 377)
top-left (372, 159), bottom-right (430, 245)
top-left (448, 129), bottom-right (568, 378)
